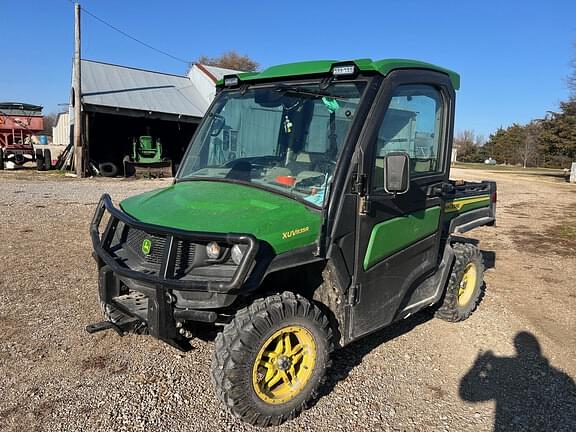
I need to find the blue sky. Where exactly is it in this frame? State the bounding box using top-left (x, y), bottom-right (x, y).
top-left (1, 0), bottom-right (575, 138)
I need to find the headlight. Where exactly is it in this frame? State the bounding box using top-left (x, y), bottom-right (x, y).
top-left (231, 244), bottom-right (245, 265)
top-left (206, 241), bottom-right (222, 259)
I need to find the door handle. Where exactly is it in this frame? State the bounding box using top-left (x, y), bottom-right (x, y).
top-left (427, 182), bottom-right (454, 197)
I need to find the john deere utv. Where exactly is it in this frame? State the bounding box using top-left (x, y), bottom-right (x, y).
top-left (87, 58), bottom-right (496, 426)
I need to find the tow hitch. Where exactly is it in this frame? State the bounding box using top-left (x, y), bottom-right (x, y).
top-left (85, 318), bottom-right (141, 336)
top-left (85, 321), bottom-right (125, 336)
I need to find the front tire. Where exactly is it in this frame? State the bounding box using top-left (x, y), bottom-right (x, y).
top-left (211, 292), bottom-right (333, 426)
top-left (435, 242), bottom-right (485, 322)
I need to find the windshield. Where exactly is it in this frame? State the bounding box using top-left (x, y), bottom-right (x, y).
top-left (177, 81), bottom-right (367, 207)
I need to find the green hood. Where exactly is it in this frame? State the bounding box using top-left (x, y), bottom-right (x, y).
top-left (120, 181), bottom-right (321, 254)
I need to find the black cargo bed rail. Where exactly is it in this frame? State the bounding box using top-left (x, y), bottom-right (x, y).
top-left (446, 180), bottom-right (497, 234)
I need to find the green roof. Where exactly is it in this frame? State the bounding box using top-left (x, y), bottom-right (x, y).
top-left (219, 58), bottom-right (460, 90)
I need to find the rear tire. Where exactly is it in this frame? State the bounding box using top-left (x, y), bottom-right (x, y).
top-left (434, 242), bottom-right (485, 322)
top-left (0, 148), bottom-right (4, 170)
top-left (35, 149), bottom-right (45, 171)
top-left (43, 149), bottom-right (52, 170)
top-left (211, 292), bottom-right (333, 426)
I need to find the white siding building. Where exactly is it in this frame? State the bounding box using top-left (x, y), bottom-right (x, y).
top-left (52, 112), bottom-right (70, 146)
top-left (187, 64), bottom-right (242, 107)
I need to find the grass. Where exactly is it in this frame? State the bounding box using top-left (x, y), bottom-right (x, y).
top-left (555, 223), bottom-right (576, 242)
top-left (452, 162), bottom-right (563, 173)
top-left (0, 167), bottom-right (74, 181)
top-left (452, 163), bottom-right (568, 180)
top-left (546, 212), bottom-right (576, 254)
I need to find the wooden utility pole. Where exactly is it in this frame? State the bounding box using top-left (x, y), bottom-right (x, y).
top-left (73, 2), bottom-right (84, 177)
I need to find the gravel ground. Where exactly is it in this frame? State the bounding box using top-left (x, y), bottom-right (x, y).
top-left (0, 168), bottom-right (575, 431)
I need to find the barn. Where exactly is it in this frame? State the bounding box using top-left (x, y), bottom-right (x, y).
top-left (71, 59), bottom-right (238, 176)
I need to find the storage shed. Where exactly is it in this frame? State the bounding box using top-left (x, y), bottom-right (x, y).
top-left (52, 112), bottom-right (70, 146)
top-left (73, 60), bottom-right (239, 175)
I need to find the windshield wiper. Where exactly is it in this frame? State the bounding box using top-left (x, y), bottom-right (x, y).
top-left (275, 85), bottom-right (348, 101)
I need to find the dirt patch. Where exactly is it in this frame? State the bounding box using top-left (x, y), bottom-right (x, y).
top-left (81, 354), bottom-right (110, 370)
top-left (509, 213), bottom-right (576, 257)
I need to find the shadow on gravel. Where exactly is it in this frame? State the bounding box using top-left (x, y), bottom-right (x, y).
top-left (460, 331), bottom-right (576, 432)
top-left (319, 312), bottom-right (433, 399)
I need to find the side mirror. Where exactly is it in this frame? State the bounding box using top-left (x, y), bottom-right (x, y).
top-left (383, 152), bottom-right (410, 194)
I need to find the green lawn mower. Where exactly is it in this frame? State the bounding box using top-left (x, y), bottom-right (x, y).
top-left (123, 135), bottom-right (172, 178)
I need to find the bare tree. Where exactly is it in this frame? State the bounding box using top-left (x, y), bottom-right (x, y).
top-left (454, 129), bottom-right (482, 162)
top-left (42, 112), bottom-right (58, 136)
top-left (569, 41), bottom-right (576, 99)
top-left (475, 133), bottom-right (486, 146)
top-left (519, 121), bottom-right (540, 168)
top-left (195, 50), bottom-right (259, 72)
top-left (455, 129), bottom-right (476, 146)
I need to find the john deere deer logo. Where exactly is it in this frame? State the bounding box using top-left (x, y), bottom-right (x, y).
top-left (141, 239), bottom-right (152, 255)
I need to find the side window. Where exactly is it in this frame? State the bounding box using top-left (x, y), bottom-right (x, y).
top-left (373, 84), bottom-right (444, 189)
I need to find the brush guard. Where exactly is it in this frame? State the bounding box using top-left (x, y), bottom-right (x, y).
top-left (87, 193), bottom-right (259, 351)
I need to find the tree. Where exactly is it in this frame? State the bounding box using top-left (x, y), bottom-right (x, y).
top-left (42, 112), bottom-right (58, 136)
top-left (483, 124), bottom-right (534, 166)
top-left (569, 41), bottom-right (576, 99)
top-left (477, 40), bottom-right (576, 169)
top-left (454, 130), bottom-right (483, 162)
top-left (519, 121), bottom-right (540, 168)
top-left (538, 99), bottom-right (576, 167)
top-left (195, 50), bottom-right (259, 72)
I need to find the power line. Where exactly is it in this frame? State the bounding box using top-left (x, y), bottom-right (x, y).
top-left (66, 0), bottom-right (191, 65)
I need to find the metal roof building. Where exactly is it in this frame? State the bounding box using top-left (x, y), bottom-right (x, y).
top-left (186, 64), bottom-right (240, 109)
top-left (70, 59), bottom-right (241, 176)
top-left (81, 59), bottom-right (209, 121)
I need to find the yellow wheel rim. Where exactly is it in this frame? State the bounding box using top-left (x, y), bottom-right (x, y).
top-left (458, 263), bottom-right (478, 306)
top-left (252, 325), bottom-right (316, 405)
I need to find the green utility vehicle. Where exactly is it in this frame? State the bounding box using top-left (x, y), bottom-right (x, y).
top-left (88, 58), bottom-right (496, 426)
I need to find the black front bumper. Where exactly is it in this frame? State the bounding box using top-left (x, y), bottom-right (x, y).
top-left (91, 194), bottom-right (258, 292)
top-left (89, 194), bottom-right (259, 350)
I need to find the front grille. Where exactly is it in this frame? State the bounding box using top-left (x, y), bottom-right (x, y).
top-left (175, 240), bottom-right (196, 274)
top-left (125, 227), bottom-right (196, 271)
top-left (126, 228), bottom-right (166, 265)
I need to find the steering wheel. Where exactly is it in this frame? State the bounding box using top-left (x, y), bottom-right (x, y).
top-left (225, 160), bottom-right (252, 182)
top-left (224, 155), bottom-right (281, 169)
top-left (294, 174), bottom-right (326, 190)
top-left (312, 159), bottom-right (336, 175)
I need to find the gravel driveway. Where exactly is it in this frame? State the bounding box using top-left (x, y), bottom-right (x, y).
top-left (0, 169), bottom-right (575, 431)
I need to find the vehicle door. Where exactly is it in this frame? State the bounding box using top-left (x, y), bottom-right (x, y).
top-left (349, 70), bottom-right (455, 339)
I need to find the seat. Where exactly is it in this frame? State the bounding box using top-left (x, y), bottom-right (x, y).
top-left (138, 136), bottom-right (157, 157)
top-left (287, 152), bottom-right (313, 174)
top-left (265, 166), bottom-right (292, 182)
